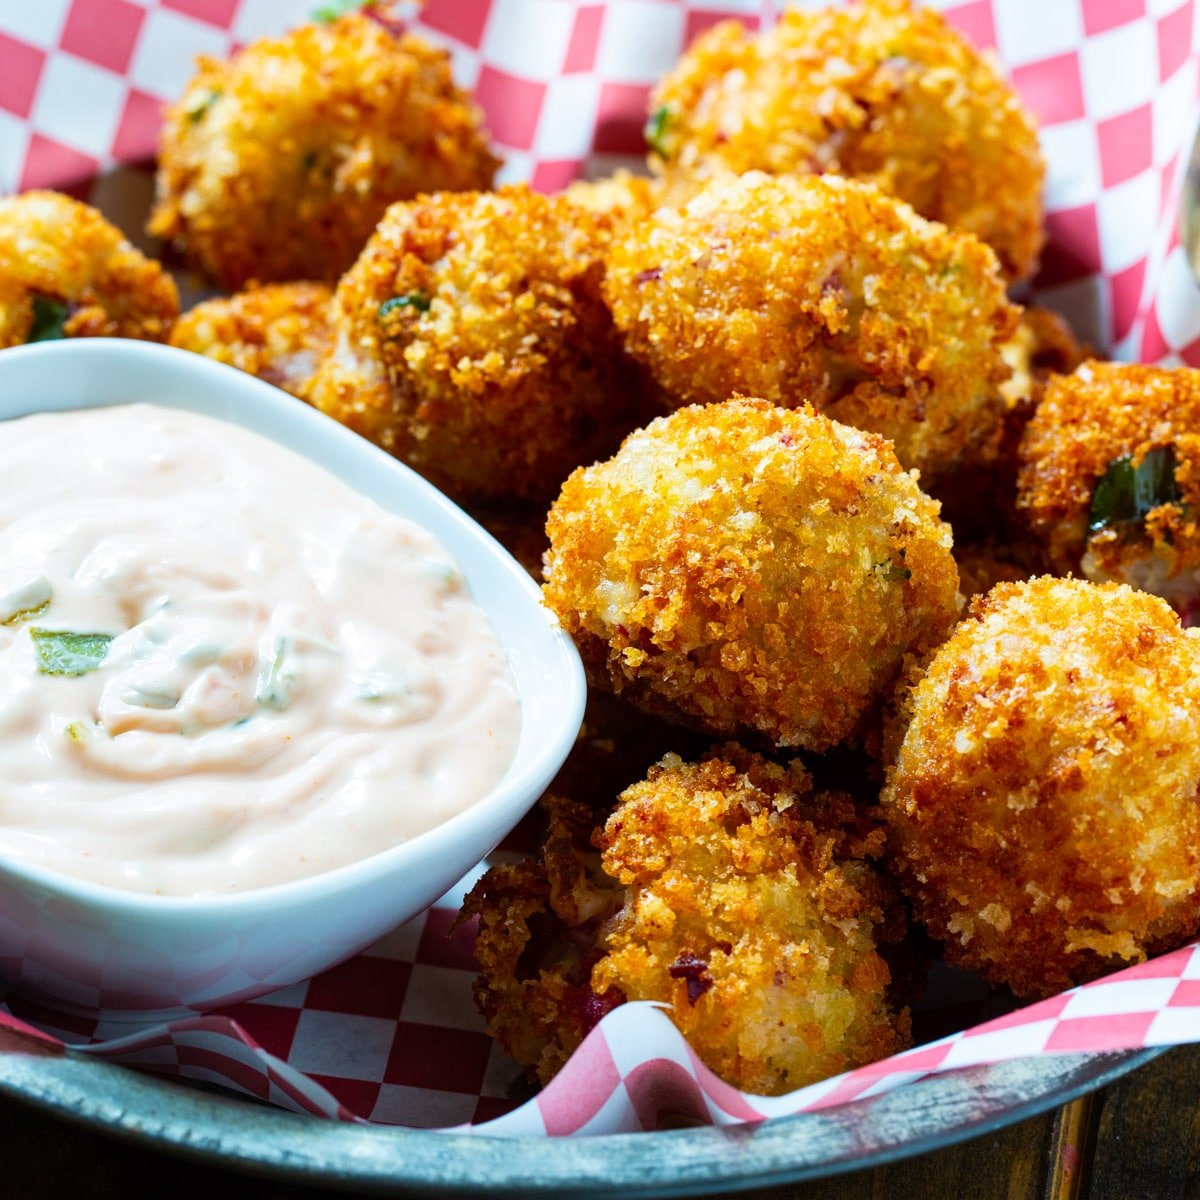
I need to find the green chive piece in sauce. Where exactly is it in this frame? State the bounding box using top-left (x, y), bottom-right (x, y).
top-left (31, 629), bottom-right (114, 676)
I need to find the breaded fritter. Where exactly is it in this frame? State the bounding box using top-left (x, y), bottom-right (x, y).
top-left (466, 748), bottom-right (910, 1095)
top-left (0, 191), bottom-right (178, 348)
top-left (883, 577), bottom-right (1200, 998)
top-left (464, 794), bottom-right (625, 1085)
top-left (595, 749), bottom-right (910, 1095)
top-left (602, 173), bottom-right (1019, 480)
top-left (1018, 362), bottom-right (1200, 612)
top-left (649, 0), bottom-right (1044, 280)
top-left (169, 282), bottom-right (333, 400)
top-left (562, 170), bottom-right (664, 225)
top-left (999, 307), bottom-right (1086, 417)
top-left (542, 399), bottom-right (961, 752)
top-left (931, 307), bottom-right (1083, 548)
top-left (149, 13), bottom-right (498, 289)
top-left (308, 186), bottom-right (648, 501)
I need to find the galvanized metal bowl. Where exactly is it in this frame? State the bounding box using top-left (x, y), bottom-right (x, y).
top-left (0, 1036), bottom-right (1158, 1195)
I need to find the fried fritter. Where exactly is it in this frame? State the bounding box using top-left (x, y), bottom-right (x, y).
top-left (149, 13), bottom-right (498, 289)
top-left (542, 398), bottom-right (961, 752)
top-left (308, 186), bottom-right (649, 501)
top-left (562, 170), bottom-right (663, 225)
top-left (883, 577), bottom-right (1200, 998)
top-left (464, 793), bottom-right (625, 1085)
top-left (649, 0), bottom-right (1044, 280)
top-left (931, 308), bottom-right (1083, 548)
top-left (1017, 362), bottom-right (1200, 613)
top-left (602, 172), bottom-right (1019, 480)
top-left (466, 748), bottom-right (910, 1095)
top-left (0, 191), bottom-right (178, 348)
top-left (999, 307), bottom-right (1087, 417)
top-left (596, 749), bottom-right (910, 1095)
top-left (169, 282), bottom-right (333, 400)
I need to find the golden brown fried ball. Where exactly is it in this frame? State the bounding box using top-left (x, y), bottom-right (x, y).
top-left (883, 577), bottom-right (1200, 998)
top-left (466, 748), bottom-right (910, 1095)
top-left (542, 398), bottom-right (961, 752)
top-left (169, 282), bottom-right (333, 400)
top-left (562, 170), bottom-right (664, 225)
top-left (1018, 362), bottom-right (1200, 611)
top-left (0, 191), bottom-right (178, 348)
top-left (464, 793), bottom-right (625, 1085)
top-left (149, 13), bottom-right (499, 289)
top-left (931, 307), bottom-right (1084, 546)
top-left (595, 749), bottom-right (909, 1094)
top-left (308, 186), bottom-right (648, 501)
top-left (649, 0), bottom-right (1044, 280)
top-left (602, 172), bottom-right (1019, 480)
top-left (999, 307), bottom-right (1087, 416)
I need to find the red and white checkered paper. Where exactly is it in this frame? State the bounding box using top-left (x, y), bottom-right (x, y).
top-left (2, 0), bottom-right (1200, 1137)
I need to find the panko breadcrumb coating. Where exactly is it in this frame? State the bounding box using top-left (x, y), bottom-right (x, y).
top-left (169, 282), bottom-right (333, 400)
top-left (931, 307), bottom-right (1083, 546)
top-left (596, 750), bottom-right (909, 1094)
top-left (466, 748), bottom-right (910, 1094)
top-left (562, 170), bottom-right (664, 225)
top-left (149, 13), bottom-right (498, 289)
top-left (463, 793), bottom-right (624, 1085)
top-left (0, 191), bottom-right (178, 348)
top-left (308, 186), bottom-right (649, 501)
top-left (542, 398), bottom-right (961, 751)
top-left (999, 307), bottom-right (1086, 416)
top-left (1018, 362), bottom-right (1200, 611)
top-left (602, 172), bottom-right (1019, 480)
top-left (649, 0), bottom-right (1044, 280)
top-left (883, 577), bottom-right (1200, 998)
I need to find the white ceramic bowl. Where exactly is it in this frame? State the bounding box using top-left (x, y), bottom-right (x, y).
top-left (0, 339), bottom-right (585, 1020)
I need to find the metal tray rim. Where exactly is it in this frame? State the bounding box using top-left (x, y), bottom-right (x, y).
top-left (0, 1039), bottom-right (1163, 1196)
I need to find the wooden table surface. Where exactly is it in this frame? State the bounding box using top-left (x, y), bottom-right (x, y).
top-left (7, 1043), bottom-right (1198, 1198)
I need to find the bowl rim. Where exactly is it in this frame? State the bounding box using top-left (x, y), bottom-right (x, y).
top-left (0, 1030), bottom-right (1163, 1195)
top-left (0, 338), bottom-right (586, 916)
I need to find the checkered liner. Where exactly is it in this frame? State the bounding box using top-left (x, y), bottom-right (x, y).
top-left (1, 0), bottom-right (1200, 1136)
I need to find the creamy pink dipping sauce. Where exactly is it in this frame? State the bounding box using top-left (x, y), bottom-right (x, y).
top-left (0, 404), bottom-right (521, 895)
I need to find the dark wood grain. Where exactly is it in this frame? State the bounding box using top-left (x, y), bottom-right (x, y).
top-left (3, 1051), bottom-right (1198, 1199)
top-left (1087, 1043), bottom-right (1200, 1200)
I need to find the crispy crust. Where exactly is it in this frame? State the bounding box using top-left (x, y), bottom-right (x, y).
top-left (169, 282), bottom-right (333, 400)
top-left (1017, 362), bottom-right (1200, 599)
top-left (0, 191), bottom-right (178, 348)
top-left (883, 577), bottom-right (1200, 998)
top-left (149, 14), bottom-right (499, 288)
top-left (462, 795), bottom-right (625, 1084)
top-left (308, 186), bottom-right (650, 501)
top-left (542, 398), bottom-right (961, 751)
top-left (602, 172), bottom-right (1019, 480)
top-left (466, 749), bottom-right (910, 1095)
top-left (594, 748), bottom-right (909, 1095)
top-left (650, 0), bottom-right (1044, 280)
top-left (931, 307), bottom-right (1084, 547)
top-left (562, 170), bottom-right (664, 224)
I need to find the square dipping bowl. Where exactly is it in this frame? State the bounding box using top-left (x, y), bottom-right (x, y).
top-left (0, 339), bottom-right (586, 1021)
